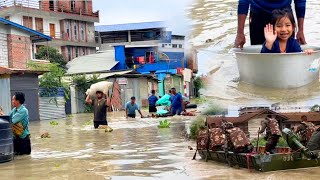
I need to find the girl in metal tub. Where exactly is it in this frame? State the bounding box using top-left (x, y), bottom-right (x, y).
top-left (261, 8), bottom-right (313, 54)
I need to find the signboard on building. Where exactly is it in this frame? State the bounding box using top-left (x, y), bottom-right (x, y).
top-left (117, 78), bottom-right (128, 85)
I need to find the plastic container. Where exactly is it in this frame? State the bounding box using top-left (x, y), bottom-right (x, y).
top-left (0, 116), bottom-right (14, 163)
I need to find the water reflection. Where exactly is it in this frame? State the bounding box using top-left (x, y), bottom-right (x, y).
top-left (189, 0), bottom-right (320, 108)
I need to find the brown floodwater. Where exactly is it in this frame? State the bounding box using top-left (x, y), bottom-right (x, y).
top-left (0, 113), bottom-right (320, 180)
top-left (188, 0), bottom-right (320, 109)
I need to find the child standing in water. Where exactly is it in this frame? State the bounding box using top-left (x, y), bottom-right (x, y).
top-left (261, 9), bottom-right (313, 54)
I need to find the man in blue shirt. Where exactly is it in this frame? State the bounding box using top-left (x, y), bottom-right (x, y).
top-left (148, 90), bottom-right (158, 113)
top-left (10, 92), bottom-right (31, 155)
top-left (169, 88), bottom-right (184, 116)
top-left (125, 96), bottom-right (144, 118)
top-left (235, 0), bottom-right (307, 47)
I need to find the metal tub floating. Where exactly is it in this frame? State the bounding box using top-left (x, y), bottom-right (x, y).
top-left (233, 45), bottom-right (320, 89)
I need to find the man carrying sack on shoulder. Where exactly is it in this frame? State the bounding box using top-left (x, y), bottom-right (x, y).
top-left (86, 91), bottom-right (112, 130)
top-left (7, 92), bottom-right (31, 155)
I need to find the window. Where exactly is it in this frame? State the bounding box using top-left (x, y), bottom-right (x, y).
top-left (145, 51), bottom-right (155, 64)
top-left (49, 0), bottom-right (54, 11)
top-left (74, 22), bottom-right (78, 40)
top-left (80, 23), bottom-right (85, 41)
top-left (67, 46), bottom-right (71, 61)
top-left (66, 21), bottom-right (70, 39)
top-left (83, 0), bottom-right (88, 13)
top-left (179, 44), bottom-right (183, 48)
top-left (71, 0), bottom-right (76, 11)
top-left (162, 44), bottom-right (165, 48)
top-left (35, 18), bottom-right (43, 32)
top-left (172, 44), bottom-right (178, 48)
top-left (23, 16), bottom-right (33, 29)
top-left (75, 47), bottom-right (79, 57)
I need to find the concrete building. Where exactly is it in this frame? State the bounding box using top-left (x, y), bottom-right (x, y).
top-left (65, 51), bottom-right (158, 113)
top-left (95, 21), bottom-right (198, 97)
top-left (0, 0), bottom-right (99, 61)
top-left (0, 17), bottom-right (51, 121)
top-left (95, 21), bottom-right (164, 50)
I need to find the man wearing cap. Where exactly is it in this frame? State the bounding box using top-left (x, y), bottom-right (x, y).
top-left (86, 91), bottom-right (110, 129)
top-left (125, 96), bottom-right (144, 118)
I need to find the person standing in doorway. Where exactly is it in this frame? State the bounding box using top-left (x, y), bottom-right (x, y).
top-left (169, 88), bottom-right (184, 116)
top-left (10, 92), bottom-right (31, 155)
top-left (126, 96), bottom-right (144, 118)
top-left (86, 91), bottom-right (110, 129)
top-left (148, 90), bottom-right (158, 114)
top-left (234, 0), bottom-right (307, 48)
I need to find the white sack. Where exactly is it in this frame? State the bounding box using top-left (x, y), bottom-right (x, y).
top-left (86, 81), bottom-right (113, 97)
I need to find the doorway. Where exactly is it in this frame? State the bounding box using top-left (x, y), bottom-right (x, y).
top-left (50, 24), bottom-right (55, 38)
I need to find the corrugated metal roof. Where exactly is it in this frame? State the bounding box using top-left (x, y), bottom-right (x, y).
top-left (0, 18), bottom-right (51, 42)
top-left (62, 70), bottom-right (134, 84)
top-left (66, 50), bottom-right (118, 75)
top-left (95, 21), bottom-right (165, 32)
top-left (0, 66), bottom-right (48, 75)
top-left (98, 70), bottom-right (133, 79)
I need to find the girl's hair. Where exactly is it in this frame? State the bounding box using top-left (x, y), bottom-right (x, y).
top-left (271, 8), bottom-right (296, 38)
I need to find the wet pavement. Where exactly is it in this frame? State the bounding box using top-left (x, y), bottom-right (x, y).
top-left (0, 113), bottom-right (320, 179)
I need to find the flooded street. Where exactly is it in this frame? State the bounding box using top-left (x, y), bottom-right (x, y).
top-left (188, 0), bottom-right (320, 108)
top-left (2, 0), bottom-right (320, 179)
top-left (0, 113), bottom-right (319, 179)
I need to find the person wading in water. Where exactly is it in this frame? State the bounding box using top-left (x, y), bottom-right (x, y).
top-left (86, 91), bottom-right (110, 129)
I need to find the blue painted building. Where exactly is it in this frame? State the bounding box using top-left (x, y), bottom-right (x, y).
top-left (96, 22), bottom-right (196, 96)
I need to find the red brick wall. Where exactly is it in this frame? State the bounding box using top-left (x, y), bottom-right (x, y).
top-left (57, 0), bottom-right (71, 12)
top-left (87, 0), bottom-right (93, 14)
top-left (7, 35), bottom-right (31, 69)
top-left (41, 0), bottom-right (95, 15)
top-left (75, 1), bottom-right (82, 14)
top-left (75, 0), bottom-right (93, 14)
top-left (40, 0), bottom-right (50, 11)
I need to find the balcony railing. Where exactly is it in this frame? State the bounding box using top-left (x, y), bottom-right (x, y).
top-left (0, 0), bottom-right (99, 18)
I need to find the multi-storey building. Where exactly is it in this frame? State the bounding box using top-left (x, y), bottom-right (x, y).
top-left (95, 21), bottom-right (198, 97)
top-left (0, 0), bottom-right (99, 61)
top-left (0, 17), bottom-right (51, 121)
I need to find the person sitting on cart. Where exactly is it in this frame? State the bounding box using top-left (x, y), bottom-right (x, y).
top-left (258, 115), bottom-right (282, 154)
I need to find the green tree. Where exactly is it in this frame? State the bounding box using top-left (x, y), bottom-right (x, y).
top-left (310, 105), bottom-right (320, 112)
top-left (28, 61), bottom-right (70, 104)
top-left (70, 74), bottom-right (103, 112)
top-left (194, 76), bottom-right (204, 97)
top-left (35, 46), bottom-right (66, 68)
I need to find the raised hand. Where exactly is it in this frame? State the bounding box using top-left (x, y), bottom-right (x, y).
top-left (264, 24), bottom-right (277, 49)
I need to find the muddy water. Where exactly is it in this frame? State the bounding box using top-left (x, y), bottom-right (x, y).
top-left (188, 0), bottom-right (320, 108)
top-left (0, 113), bottom-right (319, 179)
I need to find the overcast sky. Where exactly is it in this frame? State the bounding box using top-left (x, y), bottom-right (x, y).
top-left (93, 0), bottom-right (193, 35)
